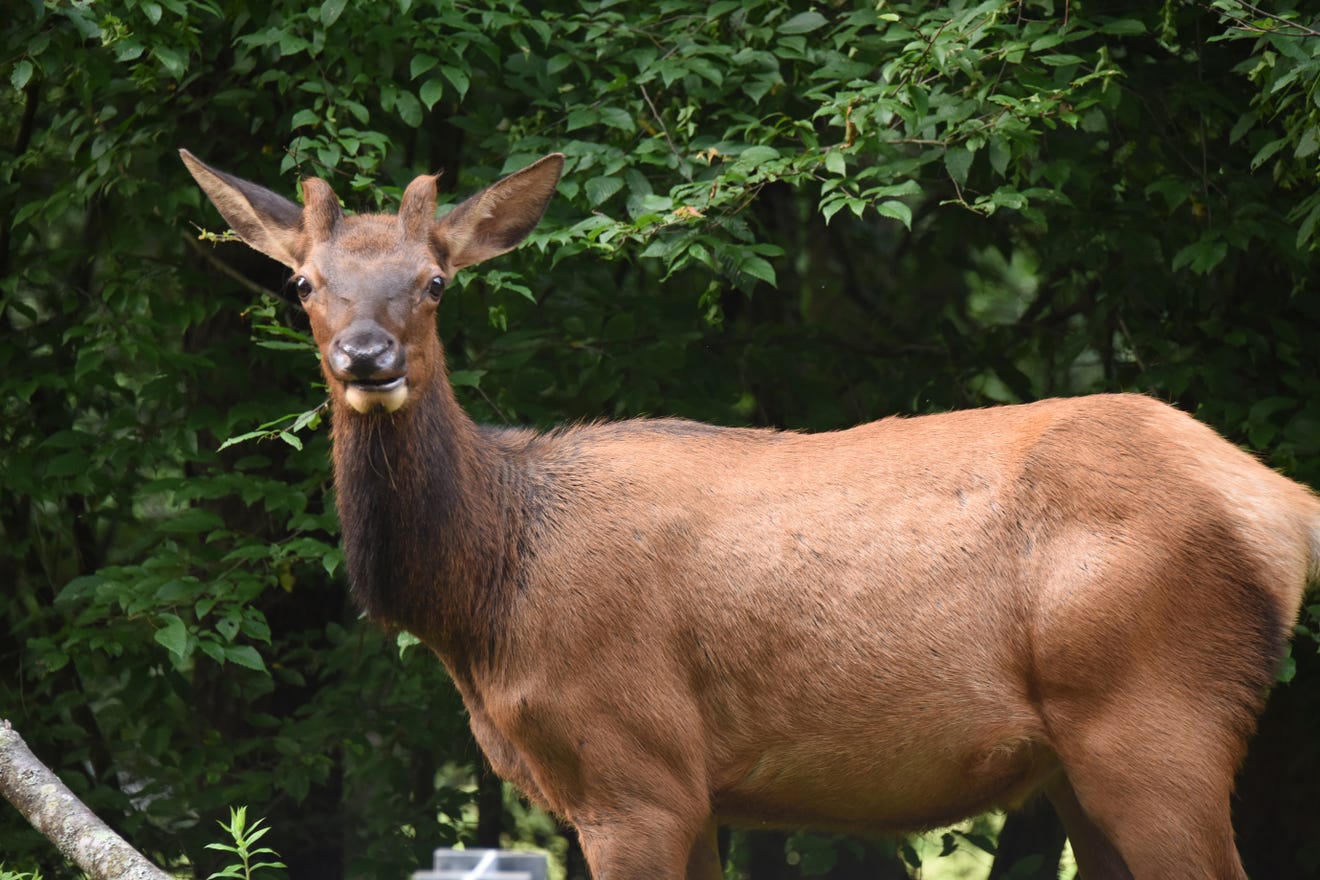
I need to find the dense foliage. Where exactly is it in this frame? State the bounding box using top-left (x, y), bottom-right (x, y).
top-left (3, 0), bottom-right (1318, 877)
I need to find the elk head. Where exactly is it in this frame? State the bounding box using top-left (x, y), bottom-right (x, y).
top-left (180, 150), bottom-right (565, 414)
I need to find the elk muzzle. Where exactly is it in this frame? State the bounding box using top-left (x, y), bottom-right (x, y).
top-left (330, 323), bottom-right (408, 414)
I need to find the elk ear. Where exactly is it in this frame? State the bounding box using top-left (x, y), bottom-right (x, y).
top-left (179, 149), bottom-right (308, 269)
top-left (434, 153), bottom-right (565, 271)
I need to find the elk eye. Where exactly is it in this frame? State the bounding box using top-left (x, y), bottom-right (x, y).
top-left (287, 275), bottom-right (314, 301)
top-left (428, 275), bottom-right (446, 302)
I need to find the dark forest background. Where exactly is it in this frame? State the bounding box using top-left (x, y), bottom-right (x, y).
top-left (2, 1), bottom-right (1318, 877)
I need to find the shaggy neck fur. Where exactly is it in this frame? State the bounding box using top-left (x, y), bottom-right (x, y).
top-left (330, 378), bottom-right (529, 669)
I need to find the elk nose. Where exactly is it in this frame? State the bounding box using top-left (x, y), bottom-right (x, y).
top-left (330, 326), bottom-right (402, 379)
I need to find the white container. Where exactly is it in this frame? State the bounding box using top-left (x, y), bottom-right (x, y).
top-left (412, 848), bottom-right (550, 880)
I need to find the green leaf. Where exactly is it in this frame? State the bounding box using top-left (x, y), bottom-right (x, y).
top-left (1029, 34), bottom-right (1066, 51)
top-left (320, 0), bottom-right (348, 26)
top-left (397, 631), bottom-right (422, 658)
top-left (566, 107), bottom-right (599, 131)
top-left (57, 574), bottom-right (105, 604)
top-left (598, 106), bottom-right (636, 132)
top-left (250, 860), bottom-right (287, 871)
top-left (218, 430), bottom-right (266, 451)
top-left (1295, 200), bottom-right (1320, 250)
top-left (738, 145), bottom-right (781, 165)
top-left (322, 548), bottom-right (344, 577)
top-left (547, 52), bottom-right (574, 75)
top-left (277, 32), bottom-right (309, 57)
top-left (778, 11), bottom-right (829, 34)
top-left (152, 45), bottom-right (186, 78)
top-left (820, 196), bottom-right (850, 224)
top-left (585, 176), bottom-right (624, 206)
top-left (441, 66), bottom-right (470, 100)
top-left (944, 146), bottom-right (974, 185)
top-left (988, 137), bottom-right (1010, 175)
top-left (159, 508), bottom-right (225, 534)
top-left (216, 615), bottom-right (240, 642)
top-left (221, 544), bottom-right (272, 564)
top-left (448, 369), bottom-right (486, 388)
top-left (738, 255), bottom-right (777, 287)
top-left (419, 78), bottom-right (445, 110)
top-left (13, 199), bottom-right (44, 228)
top-left (410, 54), bottom-right (439, 79)
top-left (290, 406), bottom-right (323, 432)
top-left (1228, 112), bottom-right (1256, 145)
top-left (684, 57), bottom-right (724, 86)
top-left (1172, 237), bottom-right (1228, 275)
top-left (876, 199), bottom-right (912, 229)
top-left (1277, 646), bottom-right (1296, 683)
top-left (11, 60), bottom-right (33, 90)
top-left (1251, 137), bottom-right (1288, 170)
top-left (156, 579), bottom-right (198, 602)
top-left (989, 188), bottom-right (1028, 210)
top-left (1295, 125), bottom-right (1319, 159)
top-left (1099, 18), bottom-right (1146, 35)
top-left (395, 91), bottom-right (423, 127)
top-left (224, 645), bottom-right (267, 672)
top-left (154, 614), bottom-right (190, 659)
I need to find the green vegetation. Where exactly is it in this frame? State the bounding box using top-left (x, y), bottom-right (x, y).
top-left (206, 807), bottom-right (286, 880)
top-left (2, 0), bottom-right (1318, 877)
top-left (0, 868), bottom-right (44, 880)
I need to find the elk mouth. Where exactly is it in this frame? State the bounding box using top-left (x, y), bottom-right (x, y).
top-left (343, 376), bottom-right (408, 414)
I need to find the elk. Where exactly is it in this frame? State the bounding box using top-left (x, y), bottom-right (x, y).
top-left (181, 148), bottom-right (1320, 880)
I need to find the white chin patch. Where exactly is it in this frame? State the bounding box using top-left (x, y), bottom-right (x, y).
top-left (345, 382), bottom-right (409, 414)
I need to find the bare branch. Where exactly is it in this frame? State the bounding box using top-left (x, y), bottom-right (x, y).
top-left (182, 229), bottom-right (279, 300)
top-left (1213, 1), bottom-right (1320, 38)
top-left (0, 719), bottom-right (174, 880)
top-left (640, 84), bottom-right (685, 168)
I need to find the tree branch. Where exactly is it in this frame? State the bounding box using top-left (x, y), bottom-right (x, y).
top-left (0, 719), bottom-right (173, 880)
top-left (1213, 1), bottom-right (1320, 38)
top-left (182, 229), bottom-right (278, 301)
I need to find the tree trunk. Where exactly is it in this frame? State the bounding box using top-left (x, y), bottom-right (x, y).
top-left (0, 719), bottom-right (172, 880)
top-left (475, 763), bottom-right (504, 848)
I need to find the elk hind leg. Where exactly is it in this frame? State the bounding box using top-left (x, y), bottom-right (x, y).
top-left (576, 806), bottom-right (715, 880)
top-left (1049, 700), bottom-right (1249, 880)
top-left (1044, 773), bottom-right (1131, 880)
top-left (685, 819), bottom-right (722, 880)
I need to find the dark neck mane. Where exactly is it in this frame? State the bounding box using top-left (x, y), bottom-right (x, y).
top-left (330, 380), bottom-right (526, 668)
